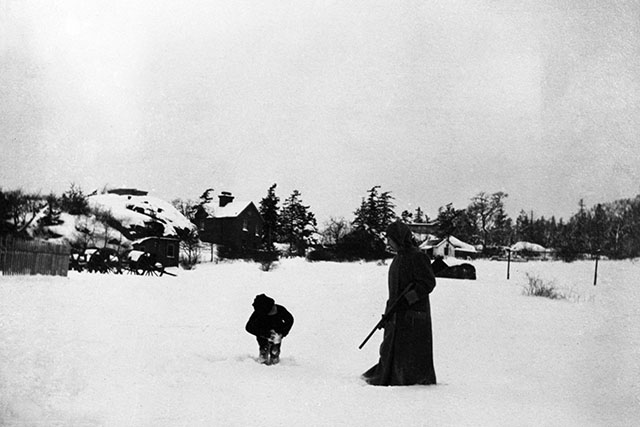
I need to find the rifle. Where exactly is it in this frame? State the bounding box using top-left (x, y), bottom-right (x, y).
top-left (358, 283), bottom-right (415, 350)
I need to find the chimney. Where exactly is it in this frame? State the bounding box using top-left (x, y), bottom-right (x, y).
top-left (218, 191), bottom-right (235, 207)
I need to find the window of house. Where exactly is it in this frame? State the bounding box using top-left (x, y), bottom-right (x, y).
top-left (242, 218), bottom-right (248, 232)
top-left (166, 243), bottom-right (176, 258)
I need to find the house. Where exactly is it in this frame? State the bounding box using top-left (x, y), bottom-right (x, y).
top-left (196, 191), bottom-right (264, 254)
top-left (419, 235), bottom-right (477, 259)
top-left (132, 236), bottom-right (180, 267)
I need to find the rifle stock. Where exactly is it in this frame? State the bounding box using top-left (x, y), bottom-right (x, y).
top-left (358, 283), bottom-right (415, 350)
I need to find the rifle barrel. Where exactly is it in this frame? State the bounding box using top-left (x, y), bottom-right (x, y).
top-left (358, 283), bottom-right (415, 350)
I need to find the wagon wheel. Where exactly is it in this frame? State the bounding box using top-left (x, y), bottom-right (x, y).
top-left (107, 264), bottom-right (122, 274)
top-left (144, 266), bottom-right (159, 276)
top-left (155, 262), bottom-right (165, 277)
top-left (135, 264), bottom-right (148, 275)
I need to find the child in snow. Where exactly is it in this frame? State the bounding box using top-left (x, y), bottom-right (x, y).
top-left (245, 294), bottom-right (294, 365)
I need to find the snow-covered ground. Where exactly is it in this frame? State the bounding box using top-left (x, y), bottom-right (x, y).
top-left (1, 258), bottom-right (638, 426)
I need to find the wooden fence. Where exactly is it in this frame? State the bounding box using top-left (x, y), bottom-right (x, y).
top-left (0, 237), bottom-right (70, 277)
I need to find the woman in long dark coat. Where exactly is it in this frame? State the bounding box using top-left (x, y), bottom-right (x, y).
top-left (362, 220), bottom-right (437, 386)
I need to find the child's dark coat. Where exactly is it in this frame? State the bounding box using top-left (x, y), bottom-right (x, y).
top-left (245, 304), bottom-right (294, 339)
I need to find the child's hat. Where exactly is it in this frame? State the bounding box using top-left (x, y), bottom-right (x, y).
top-left (253, 294), bottom-right (275, 314)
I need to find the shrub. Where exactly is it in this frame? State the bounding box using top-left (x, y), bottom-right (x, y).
top-left (333, 229), bottom-right (388, 261)
top-left (180, 254), bottom-right (198, 270)
top-left (522, 274), bottom-right (565, 300)
top-left (216, 245), bottom-right (279, 271)
top-left (60, 183), bottom-right (90, 216)
top-left (250, 249), bottom-right (279, 271)
top-left (306, 247), bottom-right (337, 262)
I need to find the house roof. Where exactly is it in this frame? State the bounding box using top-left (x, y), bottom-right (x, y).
top-left (447, 236), bottom-right (477, 252)
top-left (131, 236), bottom-right (180, 246)
top-left (418, 234), bottom-right (441, 248)
top-left (202, 200), bottom-right (257, 218)
top-left (418, 235), bottom-right (477, 252)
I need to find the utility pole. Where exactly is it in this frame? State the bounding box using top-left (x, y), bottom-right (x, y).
top-left (506, 233), bottom-right (513, 280)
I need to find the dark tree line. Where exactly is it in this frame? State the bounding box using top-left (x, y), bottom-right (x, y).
top-left (513, 197), bottom-right (640, 260)
top-left (433, 193), bottom-right (640, 260)
top-left (4, 183), bottom-right (640, 260)
top-left (313, 187), bottom-right (640, 261)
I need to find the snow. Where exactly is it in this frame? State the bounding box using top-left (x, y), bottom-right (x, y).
top-left (88, 193), bottom-right (195, 236)
top-left (201, 200), bottom-right (254, 219)
top-left (419, 235), bottom-right (476, 253)
top-left (447, 236), bottom-right (476, 252)
top-left (1, 258), bottom-right (639, 426)
top-left (510, 241), bottom-right (548, 253)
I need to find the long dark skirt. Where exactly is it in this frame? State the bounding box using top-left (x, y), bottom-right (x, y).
top-left (362, 310), bottom-right (436, 386)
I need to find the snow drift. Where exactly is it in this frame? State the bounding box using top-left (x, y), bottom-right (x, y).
top-left (0, 258), bottom-right (638, 426)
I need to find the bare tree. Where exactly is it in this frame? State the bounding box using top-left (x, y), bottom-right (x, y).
top-left (171, 198), bottom-right (198, 222)
top-left (467, 191), bottom-right (508, 251)
top-left (1, 189), bottom-right (44, 235)
top-left (321, 217), bottom-right (351, 245)
top-left (93, 207), bottom-right (118, 248)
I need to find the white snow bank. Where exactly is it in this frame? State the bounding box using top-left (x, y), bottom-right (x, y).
top-left (0, 259), bottom-right (638, 426)
top-left (88, 193), bottom-right (195, 236)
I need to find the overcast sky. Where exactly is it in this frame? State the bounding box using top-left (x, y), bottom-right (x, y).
top-left (2, 0), bottom-right (639, 224)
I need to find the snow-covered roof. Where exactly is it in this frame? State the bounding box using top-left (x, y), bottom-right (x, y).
top-left (418, 235), bottom-right (477, 252)
top-left (132, 236), bottom-right (180, 245)
top-left (88, 193), bottom-right (196, 236)
top-left (510, 241), bottom-right (547, 252)
top-left (448, 236), bottom-right (477, 252)
top-left (418, 234), bottom-right (441, 250)
top-left (201, 200), bottom-right (255, 218)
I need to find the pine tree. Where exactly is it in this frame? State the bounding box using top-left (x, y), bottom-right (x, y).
top-left (280, 190), bottom-right (317, 256)
top-left (60, 183), bottom-right (90, 216)
top-left (259, 183), bottom-right (280, 250)
top-left (352, 186), bottom-right (396, 237)
top-left (199, 188), bottom-right (215, 205)
top-left (491, 203), bottom-right (512, 246)
top-left (378, 191), bottom-right (396, 232)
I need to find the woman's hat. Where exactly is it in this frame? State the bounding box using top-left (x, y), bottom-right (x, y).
top-left (252, 294), bottom-right (275, 314)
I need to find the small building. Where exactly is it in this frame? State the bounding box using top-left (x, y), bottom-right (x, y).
top-left (195, 192), bottom-right (264, 254)
top-left (132, 236), bottom-right (180, 267)
top-left (419, 235), bottom-right (477, 259)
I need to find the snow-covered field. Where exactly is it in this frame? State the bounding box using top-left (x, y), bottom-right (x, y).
top-left (1, 258), bottom-right (639, 426)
